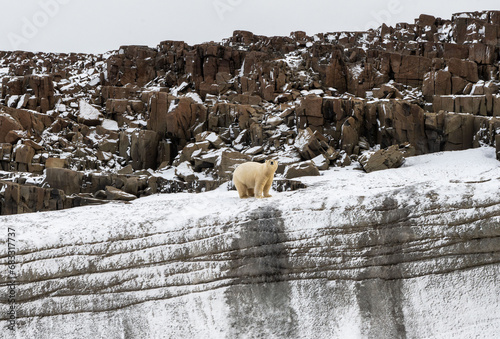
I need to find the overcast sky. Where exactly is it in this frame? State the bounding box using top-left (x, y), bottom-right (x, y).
top-left (1, 0), bottom-right (500, 54)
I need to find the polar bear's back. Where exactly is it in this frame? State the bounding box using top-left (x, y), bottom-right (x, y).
top-left (233, 161), bottom-right (264, 186)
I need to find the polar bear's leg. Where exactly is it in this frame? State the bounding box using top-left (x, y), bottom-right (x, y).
top-left (247, 188), bottom-right (254, 197)
top-left (234, 180), bottom-right (249, 199)
top-left (254, 179), bottom-right (266, 199)
top-left (263, 177), bottom-right (273, 197)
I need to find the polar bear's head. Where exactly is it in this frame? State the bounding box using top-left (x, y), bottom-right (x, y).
top-left (265, 159), bottom-right (279, 172)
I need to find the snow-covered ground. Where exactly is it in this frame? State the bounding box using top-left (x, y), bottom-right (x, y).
top-left (2, 147), bottom-right (500, 338)
top-left (8, 147), bottom-right (498, 249)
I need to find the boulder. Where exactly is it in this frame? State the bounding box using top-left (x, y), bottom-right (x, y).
top-left (393, 54), bottom-right (432, 86)
top-left (78, 100), bottom-right (103, 126)
top-left (0, 143), bottom-right (12, 162)
top-left (0, 113), bottom-right (23, 143)
top-left (5, 130), bottom-right (25, 144)
top-left (44, 168), bottom-right (84, 195)
top-left (179, 141), bottom-right (210, 163)
top-left (175, 161), bottom-right (197, 182)
top-left (218, 149), bottom-right (250, 180)
top-left (296, 95), bottom-right (324, 127)
top-left (130, 130), bottom-right (159, 170)
top-left (118, 165), bottom-right (134, 175)
top-left (443, 114), bottom-right (475, 151)
top-left (373, 83), bottom-right (403, 99)
top-left (196, 132), bottom-right (225, 149)
top-left (249, 123), bottom-right (264, 147)
top-left (98, 140), bottom-right (119, 154)
top-left (358, 145), bottom-right (405, 173)
top-left (376, 101), bottom-right (427, 155)
top-left (294, 128), bottom-right (322, 160)
top-left (311, 154), bottom-right (330, 170)
top-left (106, 99), bottom-right (128, 114)
top-left (166, 97), bottom-right (208, 145)
top-left (147, 92), bottom-right (171, 135)
top-left (448, 58), bottom-right (479, 83)
top-left (46, 158), bottom-right (67, 169)
top-left (0, 180), bottom-right (67, 215)
top-left (105, 186), bottom-right (137, 201)
top-left (283, 161), bottom-right (320, 179)
top-left (14, 144), bottom-right (35, 164)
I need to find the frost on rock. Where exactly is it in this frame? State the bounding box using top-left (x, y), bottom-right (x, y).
top-left (102, 119), bottom-right (119, 131)
top-left (78, 100), bottom-right (102, 125)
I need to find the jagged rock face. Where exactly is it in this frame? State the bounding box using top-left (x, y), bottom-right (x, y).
top-left (0, 10), bottom-right (500, 215)
top-left (1, 148), bottom-right (499, 338)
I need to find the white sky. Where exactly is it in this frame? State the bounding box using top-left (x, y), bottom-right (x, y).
top-left (1, 0), bottom-right (500, 54)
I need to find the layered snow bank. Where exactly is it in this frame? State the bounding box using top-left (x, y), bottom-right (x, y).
top-left (1, 147), bottom-right (500, 338)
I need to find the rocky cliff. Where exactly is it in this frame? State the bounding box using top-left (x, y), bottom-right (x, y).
top-left (1, 11), bottom-right (500, 214)
top-left (1, 148), bottom-right (499, 338)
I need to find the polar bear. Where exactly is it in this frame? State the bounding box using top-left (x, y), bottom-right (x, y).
top-left (233, 159), bottom-right (278, 199)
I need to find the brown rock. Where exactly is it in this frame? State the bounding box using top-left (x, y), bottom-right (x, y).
top-left (44, 168), bottom-right (84, 195)
top-left (106, 99), bottom-right (129, 114)
top-left (180, 141), bottom-right (210, 163)
top-left (443, 43), bottom-right (469, 59)
top-left (249, 123), bottom-right (263, 147)
top-left (358, 145), bottom-right (405, 173)
top-left (5, 130), bottom-right (25, 144)
top-left (377, 101), bottom-right (427, 154)
top-left (294, 127), bottom-right (323, 160)
top-left (23, 139), bottom-right (43, 151)
top-left (14, 144), bottom-right (35, 164)
top-left (0, 113), bottom-right (23, 143)
top-left (435, 70), bottom-right (452, 96)
top-left (46, 157), bottom-right (67, 169)
top-left (166, 97), bottom-right (208, 144)
top-left (28, 163), bottom-right (44, 173)
top-left (218, 149), bottom-right (250, 180)
top-left (157, 140), bottom-right (174, 166)
top-left (98, 140), bottom-right (119, 153)
top-left (468, 43), bottom-right (495, 65)
top-left (175, 161), bottom-right (197, 182)
top-left (311, 154), bottom-right (330, 170)
top-left (443, 113), bottom-right (475, 151)
top-left (394, 55), bottom-right (432, 85)
top-left (340, 117), bottom-right (360, 155)
top-left (418, 14), bottom-right (436, 26)
top-left (130, 130), bottom-right (159, 170)
top-left (196, 132), bottom-right (225, 149)
top-left (118, 165), bottom-right (134, 175)
top-left (283, 161), bottom-right (320, 179)
top-left (78, 100), bottom-right (103, 126)
top-left (373, 84), bottom-right (403, 99)
top-left (448, 58), bottom-right (478, 82)
top-left (0, 144), bottom-right (12, 162)
top-left (422, 72), bottom-right (435, 101)
top-left (451, 76), bottom-right (469, 95)
top-left (297, 95), bottom-right (323, 118)
top-left (147, 92), bottom-right (171, 135)
top-left (494, 95), bottom-right (500, 117)
top-left (105, 186), bottom-right (137, 201)
top-left (119, 132), bottom-right (131, 160)
top-left (0, 180), bottom-right (67, 215)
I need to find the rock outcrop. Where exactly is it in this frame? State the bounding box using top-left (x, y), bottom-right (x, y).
top-left (0, 10), bottom-right (500, 215)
